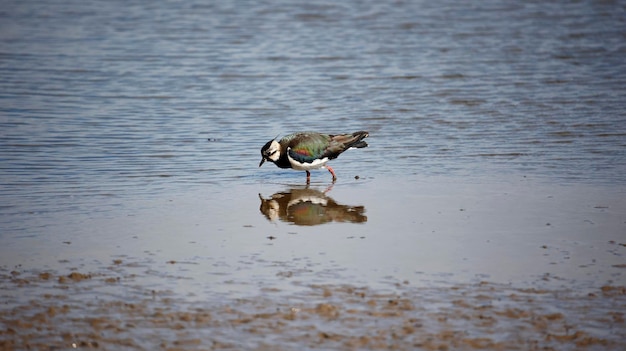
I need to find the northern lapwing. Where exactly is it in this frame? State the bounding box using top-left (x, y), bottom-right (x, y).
top-left (259, 131), bottom-right (369, 182)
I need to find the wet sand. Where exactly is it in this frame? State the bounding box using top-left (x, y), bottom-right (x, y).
top-left (1, 175), bottom-right (625, 350)
top-left (1, 268), bottom-right (624, 350)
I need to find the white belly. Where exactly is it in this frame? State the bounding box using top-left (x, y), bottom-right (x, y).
top-left (287, 154), bottom-right (329, 171)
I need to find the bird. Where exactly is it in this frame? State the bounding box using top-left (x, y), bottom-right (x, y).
top-left (259, 131), bottom-right (369, 182)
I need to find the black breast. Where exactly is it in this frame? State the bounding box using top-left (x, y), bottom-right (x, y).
top-left (274, 153), bottom-right (292, 169)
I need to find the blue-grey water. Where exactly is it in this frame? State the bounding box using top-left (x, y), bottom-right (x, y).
top-left (2, 0), bottom-right (625, 207)
top-left (2, 0), bottom-right (626, 268)
top-left (2, 0), bottom-right (626, 272)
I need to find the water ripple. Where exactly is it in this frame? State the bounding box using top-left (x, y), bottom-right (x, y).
top-left (1, 0), bottom-right (625, 227)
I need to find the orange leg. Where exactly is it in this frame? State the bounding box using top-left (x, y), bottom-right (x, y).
top-left (326, 166), bottom-right (337, 181)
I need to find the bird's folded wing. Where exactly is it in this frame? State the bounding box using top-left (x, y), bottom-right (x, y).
top-left (287, 134), bottom-right (330, 164)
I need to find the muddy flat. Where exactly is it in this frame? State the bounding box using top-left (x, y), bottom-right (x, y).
top-left (2, 176), bottom-right (625, 350)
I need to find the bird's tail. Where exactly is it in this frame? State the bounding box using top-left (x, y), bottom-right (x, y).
top-left (347, 131), bottom-right (369, 148)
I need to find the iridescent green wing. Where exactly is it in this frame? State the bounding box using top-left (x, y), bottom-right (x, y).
top-left (284, 132), bottom-right (331, 164)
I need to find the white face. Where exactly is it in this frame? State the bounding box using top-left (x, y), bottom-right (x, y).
top-left (263, 140), bottom-right (281, 162)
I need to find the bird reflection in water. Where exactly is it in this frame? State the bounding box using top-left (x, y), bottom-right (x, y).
top-left (259, 186), bottom-right (367, 226)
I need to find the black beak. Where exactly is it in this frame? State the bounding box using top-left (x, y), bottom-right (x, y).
top-left (259, 158), bottom-right (265, 167)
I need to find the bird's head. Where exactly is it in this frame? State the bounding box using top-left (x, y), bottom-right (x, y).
top-left (259, 139), bottom-right (281, 167)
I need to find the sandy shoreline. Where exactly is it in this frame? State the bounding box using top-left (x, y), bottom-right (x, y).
top-left (1, 176), bottom-right (625, 349)
top-left (1, 267), bottom-right (625, 350)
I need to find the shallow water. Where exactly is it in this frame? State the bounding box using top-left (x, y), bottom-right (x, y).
top-left (1, 0), bottom-right (626, 349)
top-left (1, 1), bottom-right (625, 203)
